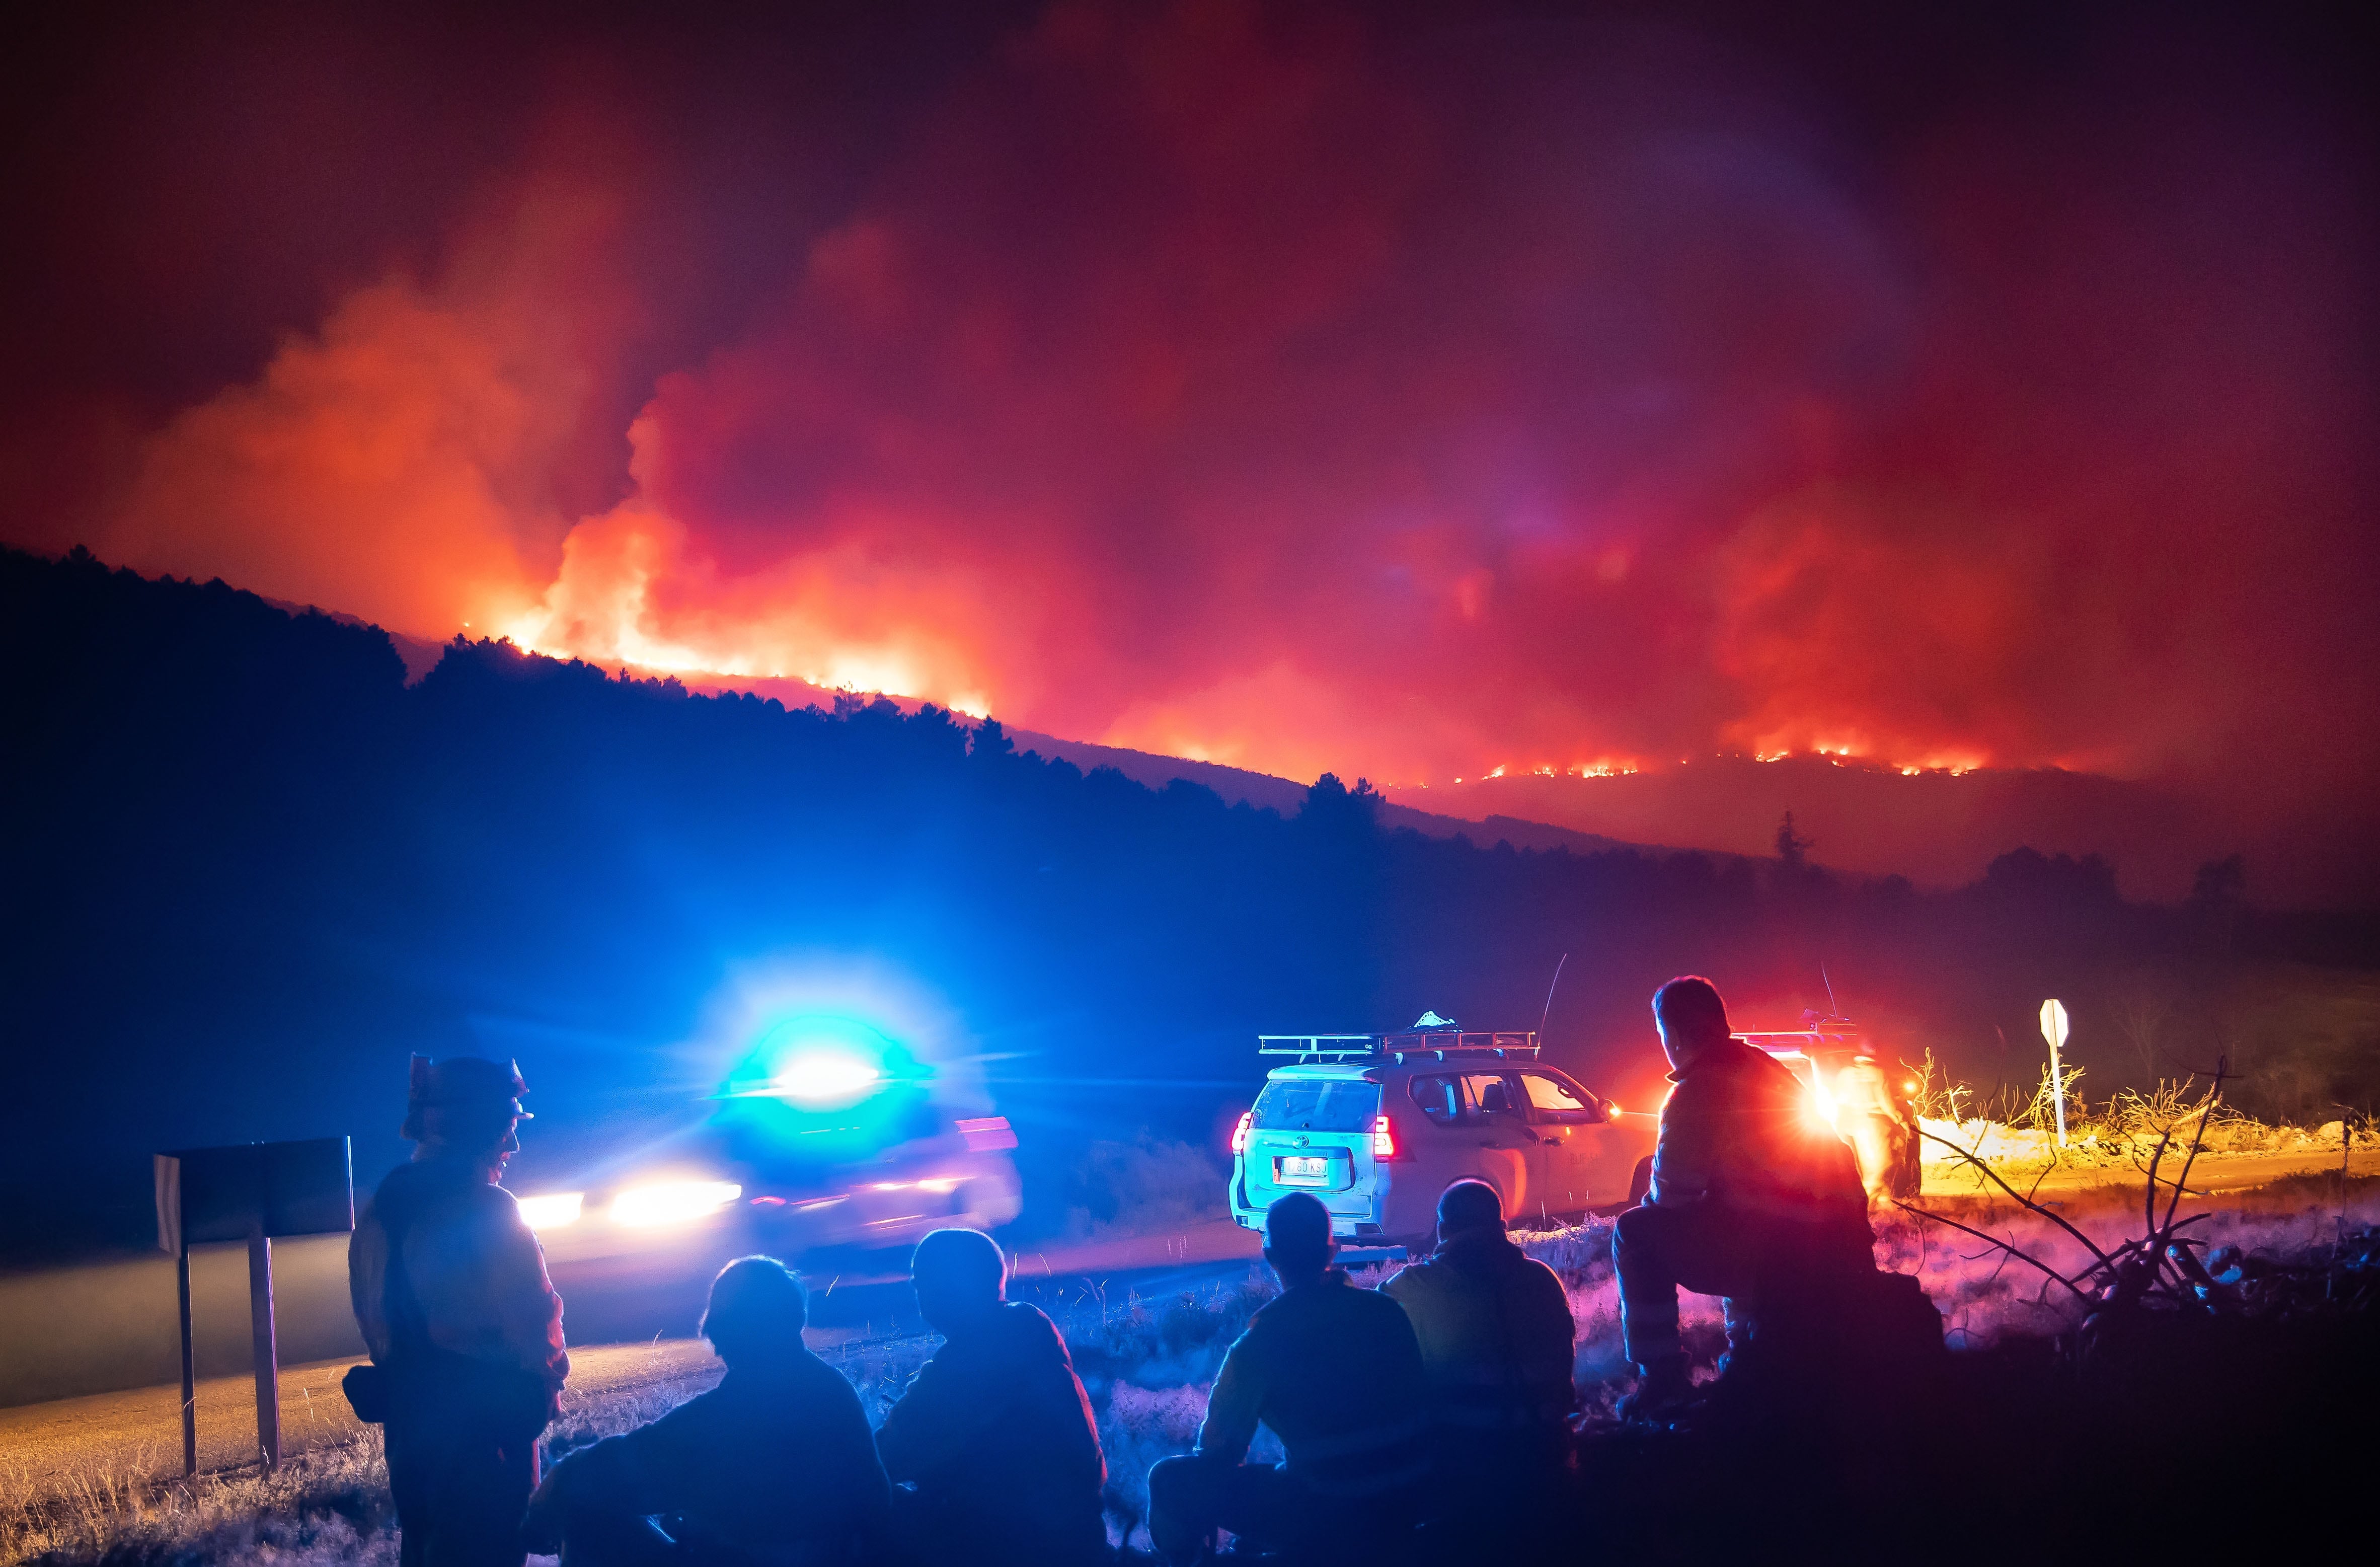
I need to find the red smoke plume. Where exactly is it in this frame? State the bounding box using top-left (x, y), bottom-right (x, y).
top-left (9, 2), bottom-right (2376, 900)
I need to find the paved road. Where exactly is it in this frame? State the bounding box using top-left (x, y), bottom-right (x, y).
top-left (0, 1223), bottom-right (1268, 1497)
top-left (0, 1340), bottom-right (723, 1498)
top-left (0, 1218), bottom-right (1265, 1411)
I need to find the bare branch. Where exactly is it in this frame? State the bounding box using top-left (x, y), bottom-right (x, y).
top-left (2143, 1117), bottom-right (2176, 1238)
top-left (1918, 1129), bottom-right (2115, 1273)
top-left (1893, 1200), bottom-right (2090, 1303)
top-left (2162, 1058), bottom-right (2233, 1236)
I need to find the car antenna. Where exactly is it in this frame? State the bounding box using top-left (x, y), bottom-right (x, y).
top-left (1821, 961), bottom-right (1840, 1020)
top-left (1538, 952), bottom-right (1570, 1045)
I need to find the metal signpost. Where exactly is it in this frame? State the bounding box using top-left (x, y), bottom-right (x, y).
top-left (2039, 999), bottom-right (2071, 1147)
top-left (154, 1138), bottom-right (353, 1476)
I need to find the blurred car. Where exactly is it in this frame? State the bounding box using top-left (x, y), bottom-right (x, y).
top-left (1227, 1018), bottom-right (1658, 1251)
top-left (518, 1025), bottom-right (1022, 1263)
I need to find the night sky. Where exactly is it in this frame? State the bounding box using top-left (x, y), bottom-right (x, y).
top-left (6, 1), bottom-right (2374, 902)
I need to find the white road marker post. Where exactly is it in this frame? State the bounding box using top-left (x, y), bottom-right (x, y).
top-left (2039, 999), bottom-right (2071, 1147)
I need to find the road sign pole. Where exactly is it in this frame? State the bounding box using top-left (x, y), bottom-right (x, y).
top-left (2050, 1032), bottom-right (2067, 1146)
top-left (2040, 999), bottom-right (2071, 1148)
top-left (247, 1221), bottom-right (280, 1471)
top-left (176, 1247), bottom-right (197, 1479)
top-left (156, 1136), bottom-right (352, 1479)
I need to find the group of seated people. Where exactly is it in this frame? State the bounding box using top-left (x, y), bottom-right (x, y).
top-left (524, 1181), bottom-right (1578, 1566)
top-left (371, 979), bottom-right (1873, 1566)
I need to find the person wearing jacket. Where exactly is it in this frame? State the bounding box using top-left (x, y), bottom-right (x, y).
top-left (875, 1228), bottom-right (1108, 1567)
top-left (1381, 1180), bottom-right (1575, 1486)
top-left (1147, 1194), bottom-right (1431, 1564)
top-left (521, 1256), bottom-right (892, 1566)
top-left (349, 1056), bottom-right (569, 1567)
top-left (1613, 978), bottom-right (1872, 1413)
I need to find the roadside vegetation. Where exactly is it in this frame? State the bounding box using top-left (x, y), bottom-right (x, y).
top-left (1910, 1053), bottom-right (2377, 1179)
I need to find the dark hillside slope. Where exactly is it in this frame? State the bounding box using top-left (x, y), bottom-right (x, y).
top-left (3, 548), bottom-right (2372, 1259)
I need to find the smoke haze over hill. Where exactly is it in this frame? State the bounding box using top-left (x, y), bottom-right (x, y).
top-left (4, 2), bottom-right (2375, 901)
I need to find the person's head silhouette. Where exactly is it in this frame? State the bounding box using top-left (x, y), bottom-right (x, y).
top-left (910, 1227), bottom-right (1006, 1334)
top-left (1434, 1178), bottom-right (1504, 1249)
top-left (1651, 976), bottom-right (1731, 1071)
top-left (700, 1255), bottom-right (808, 1369)
top-left (1261, 1192), bottom-right (1336, 1289)
top-left (401, 1055), bottom-right (532, 1172)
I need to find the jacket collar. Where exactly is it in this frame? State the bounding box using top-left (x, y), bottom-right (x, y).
top-left (1434, 1228), bottom-right (1522, 1262)
top-left (1665, 1036), bottom-right (1751, 1084)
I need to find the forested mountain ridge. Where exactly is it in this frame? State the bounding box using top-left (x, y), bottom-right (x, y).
top-left (4, 547), bottom-right (2371, 1258)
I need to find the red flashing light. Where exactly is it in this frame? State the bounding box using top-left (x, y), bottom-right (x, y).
top-left (1230, 1111), bottom-right (1254, 1155)
top-left (1371, 1114), bottom-right (1409, 1160)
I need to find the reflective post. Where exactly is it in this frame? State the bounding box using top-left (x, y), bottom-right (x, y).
top-left (247, 1221), bottom-right (280, 1470)
top-left (177, 1247), bottom-right (197, 1479)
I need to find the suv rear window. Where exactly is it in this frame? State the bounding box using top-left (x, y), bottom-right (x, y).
top-left (1409, 1075), bottom-right (1461, 1126)
top-left (1253, 1079), bottom-right (1381, 1133)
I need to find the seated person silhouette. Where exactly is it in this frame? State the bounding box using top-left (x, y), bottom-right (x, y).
top-left (1614, 976), bottom-right (1873, 1417)
top-left (1382, 1179), bottom-right (1576, 1489)
top-left (1147, 1193), bottom-right (1431, 1563)
top-left (521, 1256), bottom-right (890, 1566)
top-left (875, 1228), bottom-right (1110, 1567)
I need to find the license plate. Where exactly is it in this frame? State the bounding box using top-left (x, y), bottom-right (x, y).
top-left (1275, 1155), bottom-right (1331, 1185)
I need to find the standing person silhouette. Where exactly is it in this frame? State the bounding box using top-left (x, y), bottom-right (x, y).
top-left (349, 1056), bottom-right (568, 1567)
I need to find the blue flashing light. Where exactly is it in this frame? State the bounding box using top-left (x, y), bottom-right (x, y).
top-left (767, 1046), bottom-right (881, 1108)
top-left (714, 1005), bottom-right (928, 1114)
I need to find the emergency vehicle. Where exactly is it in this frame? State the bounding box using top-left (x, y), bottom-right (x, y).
top-left (1738, 1015), bottom-right (1922, 1198)
top-left (519, 1111), bottom-right (1023, 1264)
top-left (517, 1021), bottom-right (1022, 1260)
top-left (1228, 1018), bottom-right (1658, 1250)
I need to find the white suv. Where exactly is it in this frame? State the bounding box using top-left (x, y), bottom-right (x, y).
top-left (1227, 1025), bottom-right (1657, 1250)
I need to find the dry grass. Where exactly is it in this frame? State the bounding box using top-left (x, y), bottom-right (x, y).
top-left (1911, 1054), bottom-right (2378, 1173)
top-left (1, 1431), bottom-right (397, 1567)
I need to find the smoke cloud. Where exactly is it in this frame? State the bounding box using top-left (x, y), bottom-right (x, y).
top-left (10, 2), bottom-right (2375, 899)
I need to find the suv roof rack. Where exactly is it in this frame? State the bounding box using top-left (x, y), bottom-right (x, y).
top-left (1736, 1017), bottom-right (1863, 1060)
top-left (1258, 1030), bottom-right (1541, 1063)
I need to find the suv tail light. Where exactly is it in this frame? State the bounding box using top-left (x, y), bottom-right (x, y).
top-left (1371, 1114), bottom-right (1409, 1160)
top-left (1230, 1111), bottom-right (1254, 1155)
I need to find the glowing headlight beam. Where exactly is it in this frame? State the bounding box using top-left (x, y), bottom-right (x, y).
top-left (516, 1192), bottom-right (584, 1231)
top-left (610, 1180), bottom-right (743, 1228)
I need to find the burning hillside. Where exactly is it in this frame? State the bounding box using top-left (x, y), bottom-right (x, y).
top-left (4, 3), bottom-right (2375, 903)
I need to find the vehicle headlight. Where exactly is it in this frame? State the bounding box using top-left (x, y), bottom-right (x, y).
top-left (610, 1180), bottom-right (743, 1228)
top-left (517, 1192), bottom-right (585, 1231)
